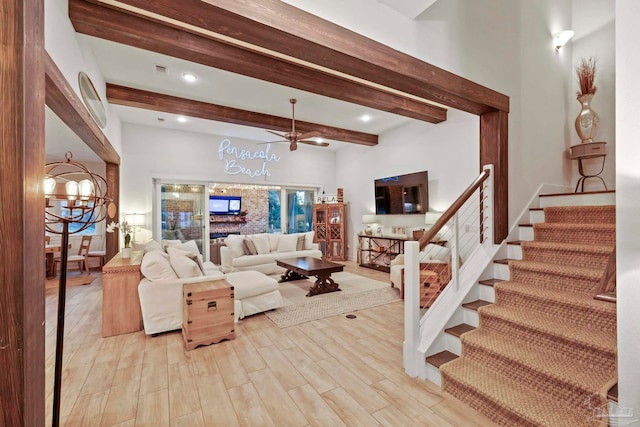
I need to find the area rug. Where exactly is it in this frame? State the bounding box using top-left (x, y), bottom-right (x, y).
top-left (265, 271), bottom-right (401, 328)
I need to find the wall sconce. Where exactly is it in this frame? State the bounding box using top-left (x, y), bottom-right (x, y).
top-left (553, 30), bottom-right (575, 51)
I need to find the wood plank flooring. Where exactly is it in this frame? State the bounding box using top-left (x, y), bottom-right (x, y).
top-left (44, 262), bottom-right (499, 426)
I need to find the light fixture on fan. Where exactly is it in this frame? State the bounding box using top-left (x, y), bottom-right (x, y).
top-left (266, 98), bottom-right (330, 151)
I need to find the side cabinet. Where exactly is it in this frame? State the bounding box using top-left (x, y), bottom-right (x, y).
top-left (313, 203), bottom-right (347, 261)
top-left (182, 279), bottom-right (235, 350)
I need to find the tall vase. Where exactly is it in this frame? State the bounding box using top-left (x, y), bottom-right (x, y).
top-left (121, 247), bottom-right (132, 259)
top-left (575, 93), bottom-right (599, 143)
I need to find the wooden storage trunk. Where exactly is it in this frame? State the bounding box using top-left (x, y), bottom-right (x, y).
top-left (182, 279), bottom-right (235, 350)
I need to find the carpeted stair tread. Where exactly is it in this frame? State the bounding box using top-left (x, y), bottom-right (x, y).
top-left (533, 223), bottom-right (615, 246)
top-left (478, 305), bottom-right (616, 368)
top-left (508, 260), bottom-right (603, 295)
top-left (494, 281), bottom-right (616, 333)
top-left (520, 240), bottom-right (613, 269)
top-left (543, 205), bottom-right (615, 224)
top-left (460, 328), bottom-right (615, 407)
top-left (441, 358), bottom-right (605, 427)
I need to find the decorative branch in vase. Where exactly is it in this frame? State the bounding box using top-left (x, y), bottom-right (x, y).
top-left (575, 57), bottom-right (599, 143)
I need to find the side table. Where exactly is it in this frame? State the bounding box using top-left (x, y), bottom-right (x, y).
top-left (102, 251), bottom-right (144, 337)
top-left (570, 141), bottom-right (607, 192)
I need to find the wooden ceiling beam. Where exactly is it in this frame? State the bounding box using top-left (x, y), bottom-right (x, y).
top-left (45, 53), bottom-right (120, 164)
top-left (107, 84), bottom-right (378, 146)
top-left (70, 0), bottom-right (446, 124)
top-left (93, 0), bottom-right (508, 114)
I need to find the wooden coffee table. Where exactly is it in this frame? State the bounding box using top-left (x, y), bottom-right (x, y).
top-left (276, 256), bottom-right (344, 297)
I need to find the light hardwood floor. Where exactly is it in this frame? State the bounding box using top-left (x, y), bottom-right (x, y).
top-left (44, 262), bottom-right (499, 426)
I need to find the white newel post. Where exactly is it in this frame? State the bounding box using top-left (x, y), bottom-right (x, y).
top-left (403, 240), bottom-right (421, 376)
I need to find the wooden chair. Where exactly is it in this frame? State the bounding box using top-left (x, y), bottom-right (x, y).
top-left (88, 250), bottom-right (107, 269)
top-left (57, 235), bottom-right (92, 274)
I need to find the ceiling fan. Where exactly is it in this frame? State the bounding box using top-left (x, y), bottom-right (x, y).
top-left (266, 99), bottom-right (330, 151)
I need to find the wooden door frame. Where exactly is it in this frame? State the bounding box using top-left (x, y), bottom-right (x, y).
top-left (4, 1), bottom-right (507, 424)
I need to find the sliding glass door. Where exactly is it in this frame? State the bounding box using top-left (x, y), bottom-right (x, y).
top-left (285, 189), bottom-right (314, 234)
top-left (159, 183), bottom-right (207, 255)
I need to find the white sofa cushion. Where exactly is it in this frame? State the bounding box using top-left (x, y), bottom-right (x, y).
top-left (423, 243), bottom-right (451, 261)
top-left (251, 234), bottom-right (270, 254)
top-left (277, 234), bottom-right (298, 252)
top-left (225, 270), bottom-right (279, 299)
top-left (141, 250), bottom-right (177, 281)
top-left (268, 233), bottom-right (280, 251)
top-left (169, 251), bottom-right (203, 278)
top-left (143, 240), bottom-right (163, 253)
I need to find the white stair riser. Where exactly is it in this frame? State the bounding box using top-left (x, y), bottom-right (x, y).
top-left (518, 226), bottom-right (534, 241)
top-left (493, 263), bottom-right (510, 280)
top-left (425, 363), bottom-right (442, 386)
top-left (539, 192), bottom-right (615, 207)
top-left (479, 283), bottom-right (495, 303)
top-left (445, 334), bottom-right (462, 355)
top-left (507, 245), bottom-right (522, 259)
top-left (463, 307), bottom-right (480, 326)
top-left (529, 210), bottom-right (545, 223)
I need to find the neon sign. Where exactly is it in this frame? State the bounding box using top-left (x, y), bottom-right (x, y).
top-left (217, 139), bottom-right (281, 178)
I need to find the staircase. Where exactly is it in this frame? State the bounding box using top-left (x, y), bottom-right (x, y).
top-left (432, 195), bottom-right (617, 426)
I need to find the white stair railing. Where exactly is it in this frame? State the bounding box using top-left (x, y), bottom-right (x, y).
top-left (403, 165), bottom-right (495, 377)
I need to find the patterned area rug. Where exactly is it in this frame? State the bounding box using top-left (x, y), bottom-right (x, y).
top-left (265, 272), bottom-right (401, 328)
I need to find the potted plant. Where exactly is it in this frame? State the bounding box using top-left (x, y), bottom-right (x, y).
top-left (107, 220), bottom-right (133, 258)
top-left (575, 57), bottom-right (599, 143)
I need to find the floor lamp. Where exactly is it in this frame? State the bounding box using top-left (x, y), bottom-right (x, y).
top-left (45, 152), bottom-right (111, 427)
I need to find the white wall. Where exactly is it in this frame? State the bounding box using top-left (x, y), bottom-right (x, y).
top-left (615, 0), bottom-right (640, 421)
top-left (415, 0), bottom-right (573, 228)
top-left (571, 0), bottom-right (616, 190)
top-left (45, 0), bottom-right (122, 154)
top-left (120, 123), bottom-right (337, 239)
top-left (282, 0), bottom-right (419, 56)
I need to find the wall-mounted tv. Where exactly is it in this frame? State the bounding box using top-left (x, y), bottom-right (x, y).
top-left (209, 195), bottom-right (242, 215)
top-left (375, 170), bottom-right (428, 215)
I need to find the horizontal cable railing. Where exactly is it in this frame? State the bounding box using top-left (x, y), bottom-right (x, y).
top-left (403, 166), bottom-right (493, 376)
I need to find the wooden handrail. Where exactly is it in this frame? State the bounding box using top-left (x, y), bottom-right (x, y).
top-left (595, 248), bottom-right (616, 303)
top-left (417, 168), bottom-right (491, 251)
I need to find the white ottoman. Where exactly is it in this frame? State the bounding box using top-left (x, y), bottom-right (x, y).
top-left (225, 270), bottom-right (282, 322)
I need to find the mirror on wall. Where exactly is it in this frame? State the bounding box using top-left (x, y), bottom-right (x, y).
top-left (78, 71), bottom-right (107, 129)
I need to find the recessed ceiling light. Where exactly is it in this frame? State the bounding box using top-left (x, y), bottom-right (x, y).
top-left (177, 116), bottom-right (188, 123)
top-left (360, 114), bottom-right (372, 122)
top-left (157, 117), bottom-right (165, 122)
top-left (315, 137), bottom-right (324, 143)
top-left (182, 72), bottom-right (198, 83)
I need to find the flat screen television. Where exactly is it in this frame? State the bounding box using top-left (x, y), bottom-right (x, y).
top-left (209, 195), bottom-right (242, 215)
top-left (375, 170), bottom-right (428, 215)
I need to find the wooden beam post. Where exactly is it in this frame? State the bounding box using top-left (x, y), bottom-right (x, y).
top-left (105, 162), bottom-right (120, 261)
top-left (0, 0), bottom-right (46, 425)
top-left (480, 110), bottom-right (509, 243)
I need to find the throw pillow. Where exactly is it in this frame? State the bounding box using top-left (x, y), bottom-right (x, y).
top-left (251, 234), bottom-right (271, 254)
top-left (162, 239), bottom-right (182, 251)
top-left (243, 238), bottom-right (258, 255)
top-left (169, 251), bottom-right (203, 279)
top-left (303, 231), bottom-right (315, 250)
top-left (225, 235), bottom-right (245, 258)
top-left (173, 240), bottom-right (201, 257)
top-left (296, 234), bottom-right (305, 251)
top-left (143, 240), bottom-right (163, 254)
top-left (141, 250), bottom-right (178, 281)
top-left (277, 233), bottom-right (298, 253)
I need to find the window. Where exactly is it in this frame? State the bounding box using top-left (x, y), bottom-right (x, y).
top-left (53, 200), bottom-right (97, 234)
top-left (268, 190), bottom-right (281, 233)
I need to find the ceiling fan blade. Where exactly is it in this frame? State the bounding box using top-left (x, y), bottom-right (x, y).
top-left (299, 140), bottom-right (330, 147)
top-left (266, 130), bottom-right (287, 138)
top-left (257, 140), bottom-right (288, 145)
top-left (298, 131), bottom-right (321, 140)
